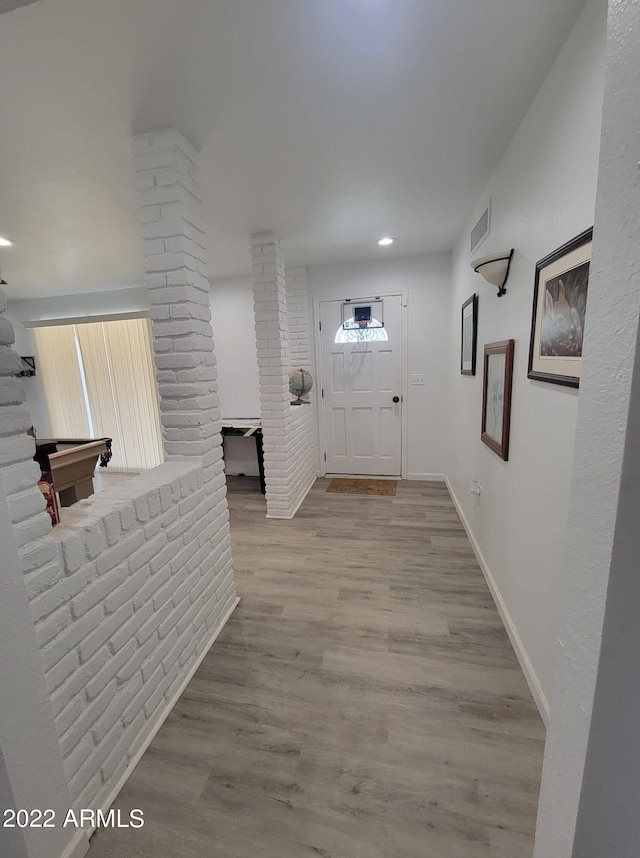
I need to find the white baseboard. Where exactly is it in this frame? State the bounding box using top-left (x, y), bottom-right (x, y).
top-left (406, 473), bottom-right (446, 481)
top-left (60, 829), bottom-right (90, 858)
top-left (324, 473), bottom-right (399, 480)
top-left (265, 475), bottom-right (316, 519)
top-left (97, 596), bottom-right (240, 818)
top-left (445, 477), bottom-right (549, 726)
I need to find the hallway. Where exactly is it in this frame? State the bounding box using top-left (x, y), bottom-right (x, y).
top-left (89, 479), bottom-right (544, 857)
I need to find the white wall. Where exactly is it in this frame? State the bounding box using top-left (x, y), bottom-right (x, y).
top-left (209, 277), bottom-right (260, 419)
top-left (446, 0), bottom-right (607, 717)
top-left (534, 0), bottom-right (640, 852)
top-left (308, 253), bottom-right (451, 478)
top-left (0, 748), bottom-right (29, 858)
top-left (209, 277), bottom-right (261, 476)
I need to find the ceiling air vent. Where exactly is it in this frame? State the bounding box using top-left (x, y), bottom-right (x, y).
top-left (470, 202), bottom-right (491, 254)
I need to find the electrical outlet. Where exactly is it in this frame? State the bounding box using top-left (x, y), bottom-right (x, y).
top-left (409, 374), bottom-right (426, 386)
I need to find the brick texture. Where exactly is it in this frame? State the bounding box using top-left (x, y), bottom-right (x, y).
top-left (286, 267), bottom-right (312, 367)
top-left (0, 288), bottom-right (60, 629)
top-left (0, 129), bottom-right (238, 816)
top-left (41, 461), bottom-right (236, 811)
top-left (250, 238), bottom-right (317, 518)
top-left (285, 267), bottom-right (318, 513)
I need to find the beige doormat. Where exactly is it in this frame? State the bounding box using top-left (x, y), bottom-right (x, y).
top-left (326, 478), bottom-right (397, 497)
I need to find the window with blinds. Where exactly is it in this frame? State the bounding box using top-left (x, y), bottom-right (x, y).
top-left (33, 317), bottom-right (165, 471)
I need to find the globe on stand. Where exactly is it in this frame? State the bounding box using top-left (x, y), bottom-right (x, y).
top-left (289, 368), bottom-right (313, 405)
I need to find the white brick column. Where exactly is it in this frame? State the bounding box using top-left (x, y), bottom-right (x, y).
top-left (133, 131), bottom-right (219, 458)
top-left (0, 301), bottom-right (53, 552)
top-left (250, 235), bottom-right (316, 518)
top-left (0, 288), bottom-right (88, 858)
top-left (285, 266), bottom-right (318, 499)
top-left (286, 267), bottom-right (313, 368)
top-left (132, 129), bottom-right (235, 611)
top-left (250, 232), bottom-right (292, 518)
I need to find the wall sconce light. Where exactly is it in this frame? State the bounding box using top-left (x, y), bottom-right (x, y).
top-left (470, 249), bottom-right (514, 297)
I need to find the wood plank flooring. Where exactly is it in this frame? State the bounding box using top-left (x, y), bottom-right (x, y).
top-left (89, 478), bottom-right (544, 857)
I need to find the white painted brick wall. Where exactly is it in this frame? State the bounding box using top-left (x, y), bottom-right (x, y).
top-left (286, 267), bottom-right (312, 368)
top-left (35, 460), bottom-right (236, 811)
top-left (0, 287), bottom-right (64, 647)
top-left (0, 129), bottom-right (238, 818)
top-left (133, 128), bottom-right (222, 460)
top-left (286, 267), bottom-right (318, 514)
top-left (250, 240), bottom-right (317, 518)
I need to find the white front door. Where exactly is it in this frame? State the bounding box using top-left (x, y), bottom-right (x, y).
top-left (319, 295), bottom-right (403, 476)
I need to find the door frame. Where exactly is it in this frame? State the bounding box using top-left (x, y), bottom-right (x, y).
top-left (313, 291), bottom-right (409, 480)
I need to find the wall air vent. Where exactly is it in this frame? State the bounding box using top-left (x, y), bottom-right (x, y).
top-left (471, 202), bottom-right (491, 254)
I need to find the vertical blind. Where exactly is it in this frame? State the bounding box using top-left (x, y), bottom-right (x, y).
top-left (31, 324), bottom-right (91, 438)
top-left (33, 318), bottom-right (164, 471)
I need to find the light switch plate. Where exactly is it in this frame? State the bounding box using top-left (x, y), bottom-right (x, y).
top-left (409, 374), bottom-right (426, 386)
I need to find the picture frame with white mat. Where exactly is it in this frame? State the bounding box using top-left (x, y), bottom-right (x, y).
top-left (481, 339), bottom-right (515, 461)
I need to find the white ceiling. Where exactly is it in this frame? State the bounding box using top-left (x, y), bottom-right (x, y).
top-left (0, 0), bottom-right (588, 299)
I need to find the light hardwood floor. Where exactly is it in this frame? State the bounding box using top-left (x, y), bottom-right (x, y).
top-left (89, 478), bottom-right (545, 857)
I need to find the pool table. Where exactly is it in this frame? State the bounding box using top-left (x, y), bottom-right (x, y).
top-left (34, 437), bottom-right (112, 507)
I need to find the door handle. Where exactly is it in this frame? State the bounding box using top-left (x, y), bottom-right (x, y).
top-left (392, 396), bottom-right (400, 403)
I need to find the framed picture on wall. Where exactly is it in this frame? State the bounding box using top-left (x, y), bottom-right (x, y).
top-left (528, 227), bottom-right (593, 388)
top-left (460, 294), bottom-right (478, 375)
top-left (481, 339), bottom-right (515, 461)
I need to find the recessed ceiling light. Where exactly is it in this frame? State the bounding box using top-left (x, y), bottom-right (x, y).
top-left (377, 236), bottom-right (396, 247)
top-left (0, 237), bottom-right (14, 247)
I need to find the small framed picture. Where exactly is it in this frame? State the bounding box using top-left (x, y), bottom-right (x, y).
top-left (481, 340), bottom-right (515, 461)
top-left (528, 228), bottom-right (593, 388)
top-left (461, 294), bottom-right (478, 376)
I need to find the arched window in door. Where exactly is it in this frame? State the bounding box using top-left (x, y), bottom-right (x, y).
top-left (335, 317), bottom-right (389, 344)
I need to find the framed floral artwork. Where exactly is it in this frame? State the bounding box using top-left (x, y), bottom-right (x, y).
top-left (528, 228), bottom-right (593, 388)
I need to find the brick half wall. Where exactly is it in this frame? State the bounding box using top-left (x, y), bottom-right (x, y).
top-left (36, 460), bottom-right (236, 812)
